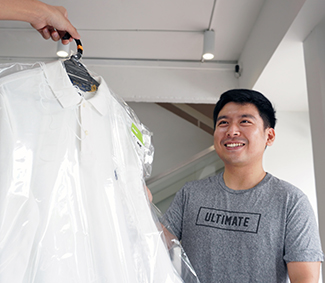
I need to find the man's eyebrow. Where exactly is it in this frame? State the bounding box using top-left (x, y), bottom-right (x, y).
top-left (216, 114), bottom-right (256, 122)
top-left (216, 115), bottom-right (227, 122)
top-left (241, 114), bottom-right (256, 120)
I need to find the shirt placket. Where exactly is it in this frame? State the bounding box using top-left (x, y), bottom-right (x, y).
top-left (79, 99), bottom-right (93, 158)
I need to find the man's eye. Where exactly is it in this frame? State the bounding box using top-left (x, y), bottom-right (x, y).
top-left (241, 120), bottom-right (251, 124)
top-left (218, 121), bottom-right (227, 126)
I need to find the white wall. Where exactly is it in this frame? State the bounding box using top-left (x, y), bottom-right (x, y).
top-left (263, 111), bottom-right (318, 216)
top-left (303, 18), bottom-right (325, 282)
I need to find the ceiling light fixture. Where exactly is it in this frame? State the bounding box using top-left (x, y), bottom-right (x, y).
top-left (56, 41), bottom-right (70, 58)
top-left (202, 30), bottom-right (215, 60)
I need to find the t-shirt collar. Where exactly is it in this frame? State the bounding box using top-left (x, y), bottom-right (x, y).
top-left (218, 172), bottom-right (271, 194)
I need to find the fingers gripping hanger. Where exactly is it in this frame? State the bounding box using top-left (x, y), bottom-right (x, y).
top-left (62, 33), bottom-right (99, 92)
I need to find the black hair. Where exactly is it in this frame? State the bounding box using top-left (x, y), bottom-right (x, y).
top-left (213, 89), bottom-right (276, 129)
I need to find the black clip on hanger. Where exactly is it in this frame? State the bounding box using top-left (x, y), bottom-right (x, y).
top-left (62, 33), bottom-right (99, 92)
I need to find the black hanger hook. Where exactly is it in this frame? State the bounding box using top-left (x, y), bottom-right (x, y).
top-left (62, 32), bottom-right (83, 59)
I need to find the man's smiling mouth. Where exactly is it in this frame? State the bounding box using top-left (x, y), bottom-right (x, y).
top-left (225, 143), bottom-right (245, 148)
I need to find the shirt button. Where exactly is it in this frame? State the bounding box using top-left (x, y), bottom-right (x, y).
top-left (85, 130), bottom-right (89, 135)
top-left (83, 103), bottom-right (86, 107)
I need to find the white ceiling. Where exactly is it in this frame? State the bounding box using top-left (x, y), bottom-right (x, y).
top-left (1, 0), bottom-right (323, 109)
top-left (1, 0), bottom-right (325, 205)
top-left (0, 0), bottom-right (264, 61)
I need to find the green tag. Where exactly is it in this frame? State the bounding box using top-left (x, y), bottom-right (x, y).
top-left (131, 123), bottom-right (143, 145)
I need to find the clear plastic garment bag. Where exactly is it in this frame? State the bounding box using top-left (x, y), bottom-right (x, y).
top-left (0, 41), bottom-right (200, 283)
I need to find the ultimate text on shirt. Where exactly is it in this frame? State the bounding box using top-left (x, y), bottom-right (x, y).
top-left (204, 212), bottom-right (250, 227)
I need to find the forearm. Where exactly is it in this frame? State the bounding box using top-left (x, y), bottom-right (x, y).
top-left (290, 279), bottom-right (319, 283)
top-left (289, 277), bottom-right (319, 283)
top-left (0, 0), bottom-right (79, 41)
top-left (0, 0), bottom-right (43, 22)
top-left (287, 261), bottom-right (321, 283)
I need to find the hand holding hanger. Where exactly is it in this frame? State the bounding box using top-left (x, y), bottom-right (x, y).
top-left (0, 0), bottom-right (80, 44)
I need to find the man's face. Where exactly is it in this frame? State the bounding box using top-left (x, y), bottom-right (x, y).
top-left (213, 102), bottom-right (275, 168)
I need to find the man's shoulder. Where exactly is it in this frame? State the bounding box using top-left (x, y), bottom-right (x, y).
top-left (265, 173), bottom-right (306, 199)
top-left (179, 173), bottom-right (221, 194)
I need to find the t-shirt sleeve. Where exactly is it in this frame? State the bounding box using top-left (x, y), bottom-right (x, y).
top-left (283, 193), bottom-right (324, 263)
top-left (163, 186), bottom-right (187, 241)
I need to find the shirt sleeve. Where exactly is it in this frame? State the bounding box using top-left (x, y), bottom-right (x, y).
top-left (283, 193), bottom-right (324, 263)
top-left (163, 186), bottom-right (187, 241)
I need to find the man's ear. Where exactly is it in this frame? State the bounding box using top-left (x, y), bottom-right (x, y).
top-left (266, 128), bottom-right (276, 146)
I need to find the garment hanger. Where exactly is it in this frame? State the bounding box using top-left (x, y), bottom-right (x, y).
top-left (62, 33), bottom-right (99, 92)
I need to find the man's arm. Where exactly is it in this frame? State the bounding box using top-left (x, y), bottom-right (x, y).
top-left (145, 186), bottom-right (179, 249)
top-left (287, 261), bottom-right (321, 283)
top-left (0, 0), bottom-right (80, 43)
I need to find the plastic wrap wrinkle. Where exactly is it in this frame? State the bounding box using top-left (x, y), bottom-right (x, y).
top-left (0, 60), bottom-right (199, 283)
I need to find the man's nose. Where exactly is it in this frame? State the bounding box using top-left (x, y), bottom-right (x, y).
top-left (226, 124), bottom-right (240, 137)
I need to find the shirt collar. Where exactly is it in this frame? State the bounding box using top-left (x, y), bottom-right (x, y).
top-left (87, 79), bottom-right (109, 116)
top-left (43, 60), bottom-right (109, 116)
top-left (43, 60), bottom-right (82, 108)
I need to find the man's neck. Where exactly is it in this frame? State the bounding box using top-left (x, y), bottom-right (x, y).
top-left (223, 165), bottom-right (266, 191)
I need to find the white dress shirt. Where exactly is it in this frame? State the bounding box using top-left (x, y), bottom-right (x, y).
top-left (0, 61), bottom-right (182, 283)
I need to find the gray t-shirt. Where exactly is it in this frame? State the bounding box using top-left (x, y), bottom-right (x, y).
top-left (164, 173), bottom-right (324, 283)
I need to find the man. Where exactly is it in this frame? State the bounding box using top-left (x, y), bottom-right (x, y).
top-left (163, 89), bottom-right (324, 282)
